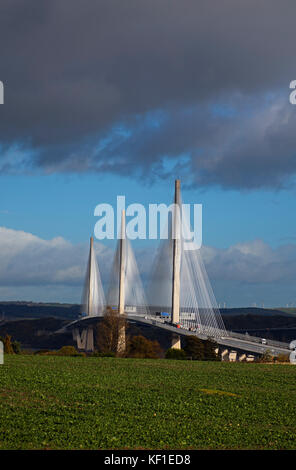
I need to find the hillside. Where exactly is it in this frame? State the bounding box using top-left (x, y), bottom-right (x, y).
top-left (0, 302), bottom-right (295, 350)
top-left (0, 301), bottom-right (80, 321)
top-left (0, 302), bottom-right (294, 321)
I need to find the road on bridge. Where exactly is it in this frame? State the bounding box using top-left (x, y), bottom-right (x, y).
top-left (59, 313), bottom-right (291, 357)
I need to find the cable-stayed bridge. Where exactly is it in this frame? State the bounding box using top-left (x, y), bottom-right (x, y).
top-left (62, 312), bottom-right (291, 359)
top-left (59, 180), bottom-right (292, 360)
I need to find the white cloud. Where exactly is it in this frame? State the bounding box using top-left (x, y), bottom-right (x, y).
top-left (202, 239), bottom-right (296, 284)
top-left (0, 227), bottom-right (111, 288)
top-left (0, 226), bottom-right (296, 304)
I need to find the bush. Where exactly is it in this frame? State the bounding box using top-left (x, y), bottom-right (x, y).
top-left (276, 354), bottom-right (290, 363)
top-left (34, 346), bottom-right (85, 356)
top-left (56, 345), bottom-right (79, 356)
top-left (257, 349), bottom-right (274, 363)
top-left (165, 348), bottom-right (187, 360)
top-left (183, 335), bottom-right (219, 361)
top-left (57, 346), bottom-right (86, 356)
top-left (91, 351), bottom-right (116, 358)
top-left (126, 335), bottom-right (163, 358)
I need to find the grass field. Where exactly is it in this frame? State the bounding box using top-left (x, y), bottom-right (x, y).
top-left (0, 356), bottom-right (295, 450)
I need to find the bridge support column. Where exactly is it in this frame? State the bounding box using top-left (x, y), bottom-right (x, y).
top-left (73, 328), bottom-right (85, 349)
top-left (87, 237), bottom-right (94, 315)
top-left (238, 353), bottom-right (246, 362)
top-left (221, 349), bottom-right (229, 361)
top-left (172, 334), bottom-right (181, 350)
top-left (86, 327), bottom-right (94, 352)
top-left (246, 354), bottom-right (255, 362)
top-left (118, 210), bottom-right (126, 354)
top-left (73, 327), bottom-right (94, 352)
top-left (229, 350), bottom-right (237, 362)
top-left (117, 325), bottom-right (126, 355)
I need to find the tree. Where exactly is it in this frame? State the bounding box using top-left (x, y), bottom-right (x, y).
top-left (203, 339), bottom-right (219, 361)
top-left (126, 335), bottom-right (163, 358)
top-left (184, 335), bottom-right (204, 360)
top-left (3, 335), bottom-right (14, 354)
top-left (0, 335), bottom-right (21, 354)
top-left (257, 349), bottom-right (273, 363)
top-left (183, 335), bottom-right (219, 361)
top-left (96, 307), bottom-right (127, 355)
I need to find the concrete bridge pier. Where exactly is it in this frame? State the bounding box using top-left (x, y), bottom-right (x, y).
top-left (117, 325), bottom-right (126, 354)
top-left (218, 347), bottom-right (255, 362)
top-left (171, 334), bottom-right (181, 350)
top-left (73, 327), bottom-right (94, 352)
top-left (246, 354), bottom-right (255, 362)
top-left (117, 210), bottom-right (126, 354)
top-left (238, 353), bottom-right (246, 362)
top-left (221, 348), bottom-right (229, 361)
top-left (228, 350), bottom-right (237, 362)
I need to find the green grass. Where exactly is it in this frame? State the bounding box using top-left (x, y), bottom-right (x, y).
top-left (0, 356), bottom-right (295, 449)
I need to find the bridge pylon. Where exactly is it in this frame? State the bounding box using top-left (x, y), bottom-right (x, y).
top-left (77, 236), bottom-right (106, 352)
top-left (148, 178), bottom-right (227, 344)
top-left (171, 179), bottom-right (181, 349)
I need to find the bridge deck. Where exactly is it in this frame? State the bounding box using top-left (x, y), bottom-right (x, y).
top-left (58, 313), bottom-right (291, 356)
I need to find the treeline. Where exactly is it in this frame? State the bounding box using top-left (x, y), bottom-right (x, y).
top-left (94, 308), bottom-right (219, 360)
top-left (31, 335), bottom-right (218, 360)
top-left (166, 336), bottom-right (218, 361)
top-left (0, 309), bottom-right (220, 360)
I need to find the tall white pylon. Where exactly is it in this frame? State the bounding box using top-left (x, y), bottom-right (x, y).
top-left (107, 212), bottom-right (149, 317)
top-left (119, 210), bottom-right (126, 315)
top-left (147, 179), bottom-right (227, 340)
top-left (106, 210), bottom-right (149, 352)
top-left (81, 236), bottom-right (106, 317)
top-left (171, 179), bottom-right (182, 349)
top-left (172, 179), bottom-right (181, 325)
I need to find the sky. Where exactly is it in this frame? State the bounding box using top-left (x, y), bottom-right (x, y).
top-left (1, 0), bottom-right (296, 307)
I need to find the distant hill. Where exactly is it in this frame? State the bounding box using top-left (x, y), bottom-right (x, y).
top-left (220, 307), bottom-right (294, 317)
top-left (0, 302), bottom-right (295, 350)
top-left (0, 302), bottom-right (294, 321)
top-left (273, 307), bottom-right (296, 316)
top-left (222, 314), bottom-right (296, 343)
top-left (0, 301), bottom-right (80, 321)
top-left (0, 317), bottom-right (74, 350)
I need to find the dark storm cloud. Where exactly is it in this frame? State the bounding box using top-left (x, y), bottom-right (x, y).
top-left (0, 0), bottom-right (296, 188)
